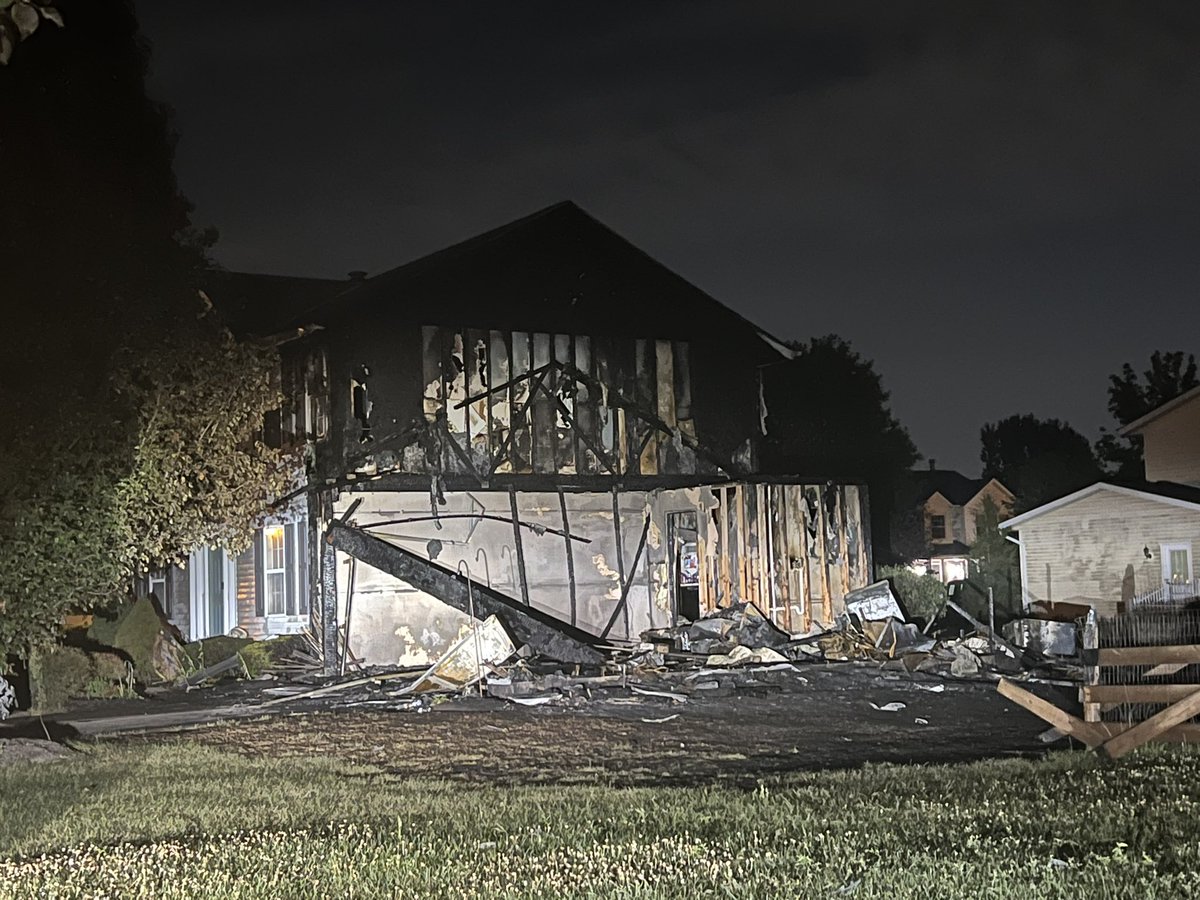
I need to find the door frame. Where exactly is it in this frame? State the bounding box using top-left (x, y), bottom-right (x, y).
top-left (188, 548), bottom-right (238, 641)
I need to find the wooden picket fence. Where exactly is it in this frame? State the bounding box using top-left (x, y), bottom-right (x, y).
top-left (999, 608), bottom-right (1200, 759)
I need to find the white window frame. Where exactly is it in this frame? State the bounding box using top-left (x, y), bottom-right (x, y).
top-left (263, 524), bottom-right (288, 617)
top-left (1161, 542), bottom-right (1194, 593)
top-left (262, 523), bottom-right (308, 636)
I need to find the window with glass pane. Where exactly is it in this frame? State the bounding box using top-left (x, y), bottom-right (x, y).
top-left (1170, 548), bottom-right (1190, 583)
top-left (264, 525), bottom-right (287, 615)
top-left (930, 515), bottom-right (946, 540)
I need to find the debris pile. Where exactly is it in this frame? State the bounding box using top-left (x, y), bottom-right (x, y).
top-left (11, 576), bottom-right (1090, 725)
top-left (244, 582), bottom-right (1089, 717)
top-left (802, 581), bottom-right (1080, 682)
top-left (642, 602), bottom-right (790, 657)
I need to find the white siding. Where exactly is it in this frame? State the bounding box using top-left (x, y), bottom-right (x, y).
top-left (1017, 491), bottom-right (1200, 615)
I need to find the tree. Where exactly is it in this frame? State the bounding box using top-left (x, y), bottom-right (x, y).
top-left (0, 1), bottom-right (285, 660)
top-left (762, 335), bottom-right (919, 561)
top-left (965, 496), bottom-right (1020, 618)
top-left (1096, 351), bottom-right (1199, 480)
top-left (979, 414), bottom-right (1100, 511)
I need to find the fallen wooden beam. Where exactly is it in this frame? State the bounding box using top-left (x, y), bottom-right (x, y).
top-left (1096, 644), bottom-right (1200, 667)
top-left (327, 521), bottom-right (605, 665)
top-left (1102, 686), bottom-right (1200, 760)
top-left (1143, 663), bottom-right (1188, 679)
top-left (1093, 721), bottom-right (1200, 744)
top-left (259, 669), bottom-right (424, 707)
top-left (997, 678), bottom-right (1107, 748)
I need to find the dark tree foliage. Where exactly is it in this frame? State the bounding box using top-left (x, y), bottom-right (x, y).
top-left (0, 0), bottom-right (206, 398)
top-left (762, 335), bottom-right (919, 561)
top-left (1096, 351), bottom-right (1199, 480)
top-left (980, 414), bottom-right (1100, 511)
top-left (0, 1), bottom-right (284, 659)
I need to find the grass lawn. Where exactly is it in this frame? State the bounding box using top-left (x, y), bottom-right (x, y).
top-left (2, 742), bottom-right (1200, 898)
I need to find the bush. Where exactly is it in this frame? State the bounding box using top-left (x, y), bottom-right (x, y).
top-left (28, 646), bottom-right (133, 713)
top-left (879, 565), bottom-right (947, 621)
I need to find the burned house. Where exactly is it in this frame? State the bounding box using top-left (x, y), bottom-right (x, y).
top-left (186, 203), bottom-right (874, 667)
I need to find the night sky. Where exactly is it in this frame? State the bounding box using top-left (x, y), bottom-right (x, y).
top-left (136, 1), bottom-right (1200, 474)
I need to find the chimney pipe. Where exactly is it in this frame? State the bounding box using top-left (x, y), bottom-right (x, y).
top-left (347, 270), bottom-right (368, 282)
top-left (928, 459), bottom-right (936, 471)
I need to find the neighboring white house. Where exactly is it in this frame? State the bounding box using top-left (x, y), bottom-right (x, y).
top-left (1001, 384), bottom-right (1200, 614)
top-left (1000, 482), bottom-right (1200, 616)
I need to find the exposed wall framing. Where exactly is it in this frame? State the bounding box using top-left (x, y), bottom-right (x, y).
top-left (415, 326), bottom-right (710, 480)
top-left (324, 480), bottom-right (871, 668)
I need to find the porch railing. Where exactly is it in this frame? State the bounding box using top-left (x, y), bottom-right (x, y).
top-left (1129, 579), bottom-right (1200, 610)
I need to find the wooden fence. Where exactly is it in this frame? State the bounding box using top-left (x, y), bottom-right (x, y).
top-left (998, 607), bottom-right (1200, 758)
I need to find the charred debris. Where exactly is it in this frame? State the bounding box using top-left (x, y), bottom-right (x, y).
top-left (145, 578), bottom-right (1082, 722)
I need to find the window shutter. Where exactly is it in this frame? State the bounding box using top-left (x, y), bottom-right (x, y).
top-left (253, 531), bottom-right (265, 617)
top-left (285, 524), bottom-right (297, 616)
top-left (296, 522), bottom-right (309, 616)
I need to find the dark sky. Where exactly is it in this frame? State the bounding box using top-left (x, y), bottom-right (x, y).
top-left (136, 1), bottom-right (1200, 474)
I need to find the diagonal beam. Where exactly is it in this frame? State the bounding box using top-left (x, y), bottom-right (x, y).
top-left (326, 521), bottom-right (605, 666)
top-left (997, 678), bottom-right (1108, 748)
top-left (600, 515), bottom-right (651, 640)
top-left (558, 361), bottom-right (736, 474)
top-left (1102, 685), bottom-right (1200, 760)
top-left (534, 377), bottom-right (617, 474)
top-left (488, 368), bottom-right (550, 476)
top-left (453, 363), bottom-right (555, 409)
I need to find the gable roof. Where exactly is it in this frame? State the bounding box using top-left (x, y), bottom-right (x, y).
top-left (1119, 384), bottom-right (1200, 436)
top-left (272, 202), bottom-right (785, 359)
top-left (1000, 480), bottom-right (1200, 530)
top-left (904, 469), bottom-right (1001, 507)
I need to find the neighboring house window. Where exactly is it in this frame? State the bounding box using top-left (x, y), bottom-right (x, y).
top-left (147, 569), bottom-right (168, 604)
top-left (257, 522), bottom-right (309, 628)
top-left (930, 515), bottom-right (946, 541)
top-left (1161, 542), bottom-right (1194, 585)
top-left (943, 558), bottom-right (968, 583)
top-left (264, 525), bottom-right (288, 615)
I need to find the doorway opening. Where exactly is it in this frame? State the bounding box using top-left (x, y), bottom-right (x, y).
top-left (667, 511), bottom-right (700, 622)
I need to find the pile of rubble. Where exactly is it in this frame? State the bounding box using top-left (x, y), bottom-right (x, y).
top-left (246, 581), bottom-right (1084, 715)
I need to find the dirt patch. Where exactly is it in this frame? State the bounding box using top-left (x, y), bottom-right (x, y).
top-left (131, 665), bottom-right (1068, 786)
top-left (0, 738), bottom-right (74, 766)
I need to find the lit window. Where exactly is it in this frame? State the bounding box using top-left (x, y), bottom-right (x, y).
top-left (264, 525), bottom-right (287, 615)
top-left (930, 515), bottom-right (946, 540)
top-left (1169, 548), bottom-right (1191, 584)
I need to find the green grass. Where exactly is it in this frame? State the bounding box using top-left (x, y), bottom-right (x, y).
top-left (3, 743), bottom-right (1200, 898)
